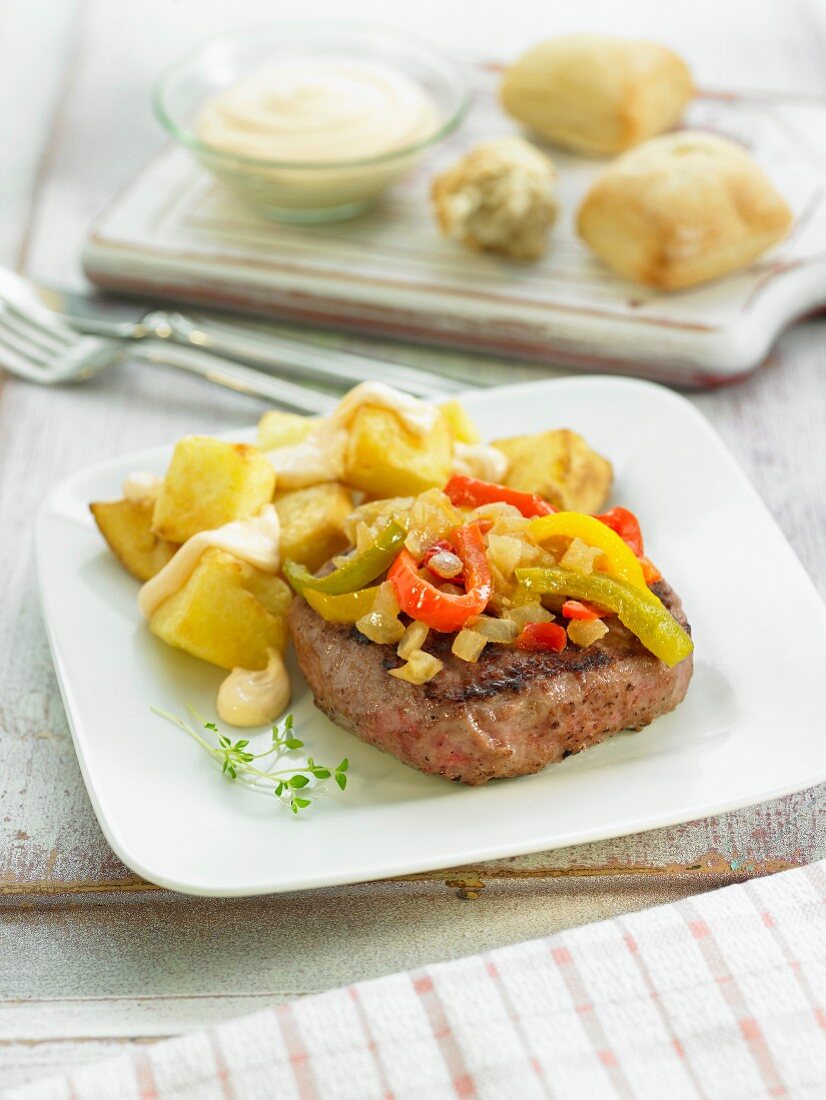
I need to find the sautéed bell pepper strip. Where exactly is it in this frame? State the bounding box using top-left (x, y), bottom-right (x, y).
top-left (515, 567), bottom-right (693, 667)
top-left (594, 507), bottom-right (644, 557)
top-left (284, 517), bottom-right (407, 596)
top-left (527, 512), bottom-right (648, 591)
top-left (444, 475), bottom-right (556, 519)
top-left (640, 557), bottom-right (662, 585)
top-left (515, 621), bottom-right (567, 652)
top-left (388, 522), bottom-right (492, 633)
top-left (303, 586), bottom-right (380, 624)
top-left (562, 599), bottom-right (608, 621)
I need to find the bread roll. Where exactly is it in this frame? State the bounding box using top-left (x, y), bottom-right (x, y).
top-left (431, 137), bottom-right (559, 261)
top-left (577, 131), bottom-right (793, 290)
top-left (501, 34), bottom-right (693, 155)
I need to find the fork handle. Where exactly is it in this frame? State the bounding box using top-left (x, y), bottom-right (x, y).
top-left (131, 342), bottom-right (337, 415)
top-left (147, 310), bottom-right (462, 398)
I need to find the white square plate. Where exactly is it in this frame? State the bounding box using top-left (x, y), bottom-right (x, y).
top-left (36, 377), bottom-right (826, 896)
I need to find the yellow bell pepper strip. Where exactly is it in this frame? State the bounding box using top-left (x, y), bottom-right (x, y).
top-left (515, 566), bottom-right (693, 667)
top-left (284, 517), bottom-right (407, 596)
top-left (527, 512), bottom-right (647, 591)
top-left (303, 586), bottom-right (380, 624)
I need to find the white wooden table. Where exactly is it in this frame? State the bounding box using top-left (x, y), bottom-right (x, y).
top-left (1, 0), bottom-right (824, 1091)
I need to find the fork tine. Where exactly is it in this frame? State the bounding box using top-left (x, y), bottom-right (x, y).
top-left (0, 318), bottom-right (53, 366)
top-left (0, 332), bottom-right (53, 381)
top-left (0, 307), bottom-right (74, 355)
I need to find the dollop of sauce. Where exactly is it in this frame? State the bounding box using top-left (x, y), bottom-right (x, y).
top-left (452, 441), bottom-right (509, 483)
top-left (138, 505), bottom-right (280, 619)
top-left (123, 471), bottom-right (162, 503)
top-left (197, 59), bottom-right (438, 164)
top-left (217, 647), bottom-right (291, 728)
top-left (266, 382), bottom-right (439, 489)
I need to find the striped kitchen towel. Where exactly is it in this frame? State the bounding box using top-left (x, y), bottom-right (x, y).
top-left (6, 861), bottom-right (825, 1100)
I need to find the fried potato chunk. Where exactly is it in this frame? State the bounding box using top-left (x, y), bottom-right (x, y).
top-left (152, 436), bottom-right (276, 544)
top-left (257, 410), bottom-right (320, 451)
top-left (90, 498), bottom-right (178, 582)
top-left (439, 399), bottom-right (481, 444)
top-left (492, 429), bottom-right (612, 513)
top-left (275, 483), bottom-right (354, 572)
top-left (149, 547), bottom-right (290, 670)
top-left (346, 406), bottom-right (453, 499)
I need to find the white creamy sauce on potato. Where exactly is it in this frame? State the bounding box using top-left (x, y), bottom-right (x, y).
top-left (266, 382), bottom-right (438, 489)
top-left (217, 647), bottom-right (291, 728)
top-left (138, 505), bottom-right (281, 619)
top-left (452, 441), bottom-right (509, 483)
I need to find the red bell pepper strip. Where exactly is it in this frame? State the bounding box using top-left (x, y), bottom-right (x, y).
top-left (561, 599), bottom-right (608, 621)
top-left (639, 556), bottom-right (662, 585)
top-left (594, 507), bottom-right (644, 558)
top-left (514, 621), bottom-right (568, 653)
top-left (388, 523), bottom-right (492, 633)
top-left (444, 475), bottom-right (556, 519)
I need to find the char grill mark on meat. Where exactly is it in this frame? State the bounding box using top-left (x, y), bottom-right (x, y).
top-left (289, 580), bottom-right (693, 786)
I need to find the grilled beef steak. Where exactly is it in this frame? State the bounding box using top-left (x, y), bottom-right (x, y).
top-left (289, 580), bottom-right (692, 785)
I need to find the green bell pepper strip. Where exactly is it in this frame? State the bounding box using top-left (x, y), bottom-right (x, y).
top-left (515, 567), bottom-right (693, 668)
top-left (284, 517), bottom-right (408, 596)
top-left (303, 586), bottom-right (380, 623)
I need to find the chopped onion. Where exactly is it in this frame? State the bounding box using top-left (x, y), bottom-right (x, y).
top-left (567, 618), bottom-right (609, 647)
top-left (356, 581), bottom-right (404, 644)
top-left (389, 649), bottom-right (443, 684)
top-left (560, 537), bottom-right (605, 575)
top-left (405, 489), bottom-right (462, 557)
top-left (468, 614), bottom-right (519, 643)
top-left (427, 549), bottom-right (463, 579)
top-left (468, 502), bottom-right (523, 525)
top-left (398, 620), bottom-right (429, 660)
top-left (508, 603), bottom-right (554, 628)
top-left (486, 534), bottom-right (523, 578)
top-left (344, 497), bottom-right (413, 544)
top-left (356, 610), bottom-right (405, 645)
top-left (451, 629), bottom-right (488, 663)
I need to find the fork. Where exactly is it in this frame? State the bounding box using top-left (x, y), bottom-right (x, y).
top-left (0, 292), bottom-right (339, 414)
top-left (0, 266), bottom-right (463, 401)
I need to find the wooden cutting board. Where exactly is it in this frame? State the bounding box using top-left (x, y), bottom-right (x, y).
top-left (83, 67), bottom-right (826, 387)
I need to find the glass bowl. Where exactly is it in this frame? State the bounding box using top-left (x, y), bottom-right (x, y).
top-left (153, 22), bottom-right (470, 224)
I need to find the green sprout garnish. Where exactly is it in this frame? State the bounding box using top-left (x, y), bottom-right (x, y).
top-left (152, 707), bottom-right (348, 815)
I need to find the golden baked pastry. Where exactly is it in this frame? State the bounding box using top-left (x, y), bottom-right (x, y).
top-left (577, 131), bottom-right (793, 290)
top-left (500, 34), bottom-right (693, 155)
top-left (431, 137), bottom-right (559, 261)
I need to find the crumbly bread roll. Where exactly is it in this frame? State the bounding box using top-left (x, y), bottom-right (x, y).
top-left (577, 131), bottom-right (793, 290)
top-left (431, 137), bottom-right (558, 261)
top-left (500, 34), bottom-right (693, 155)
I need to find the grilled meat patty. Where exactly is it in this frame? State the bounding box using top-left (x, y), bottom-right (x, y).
top-left (289, 580), bottom-right (693, 785)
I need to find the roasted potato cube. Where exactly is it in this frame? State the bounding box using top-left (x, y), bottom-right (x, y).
top-left (149, 547), bottom-right (288, 670)
top-left (439, 400), bottom-right (481, 444)
top-left (493, 429), bottom-right (612, 512)
top-left (275, 483), bottom-right (354, 572)
top-left (345, 406), bottom-right (453, 498)
top-left (90, 498), bottom-right (178, 582)
top-left (152, 436), bottom-right (276, 544)
top-left (257, 410), bottom-right (320, 451)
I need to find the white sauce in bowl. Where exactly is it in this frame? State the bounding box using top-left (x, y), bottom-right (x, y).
top-left (197, 58), bottom-right (438, 164)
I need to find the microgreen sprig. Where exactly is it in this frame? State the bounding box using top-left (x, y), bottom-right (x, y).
top-left (152, 707), bottom-right (349, 814)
